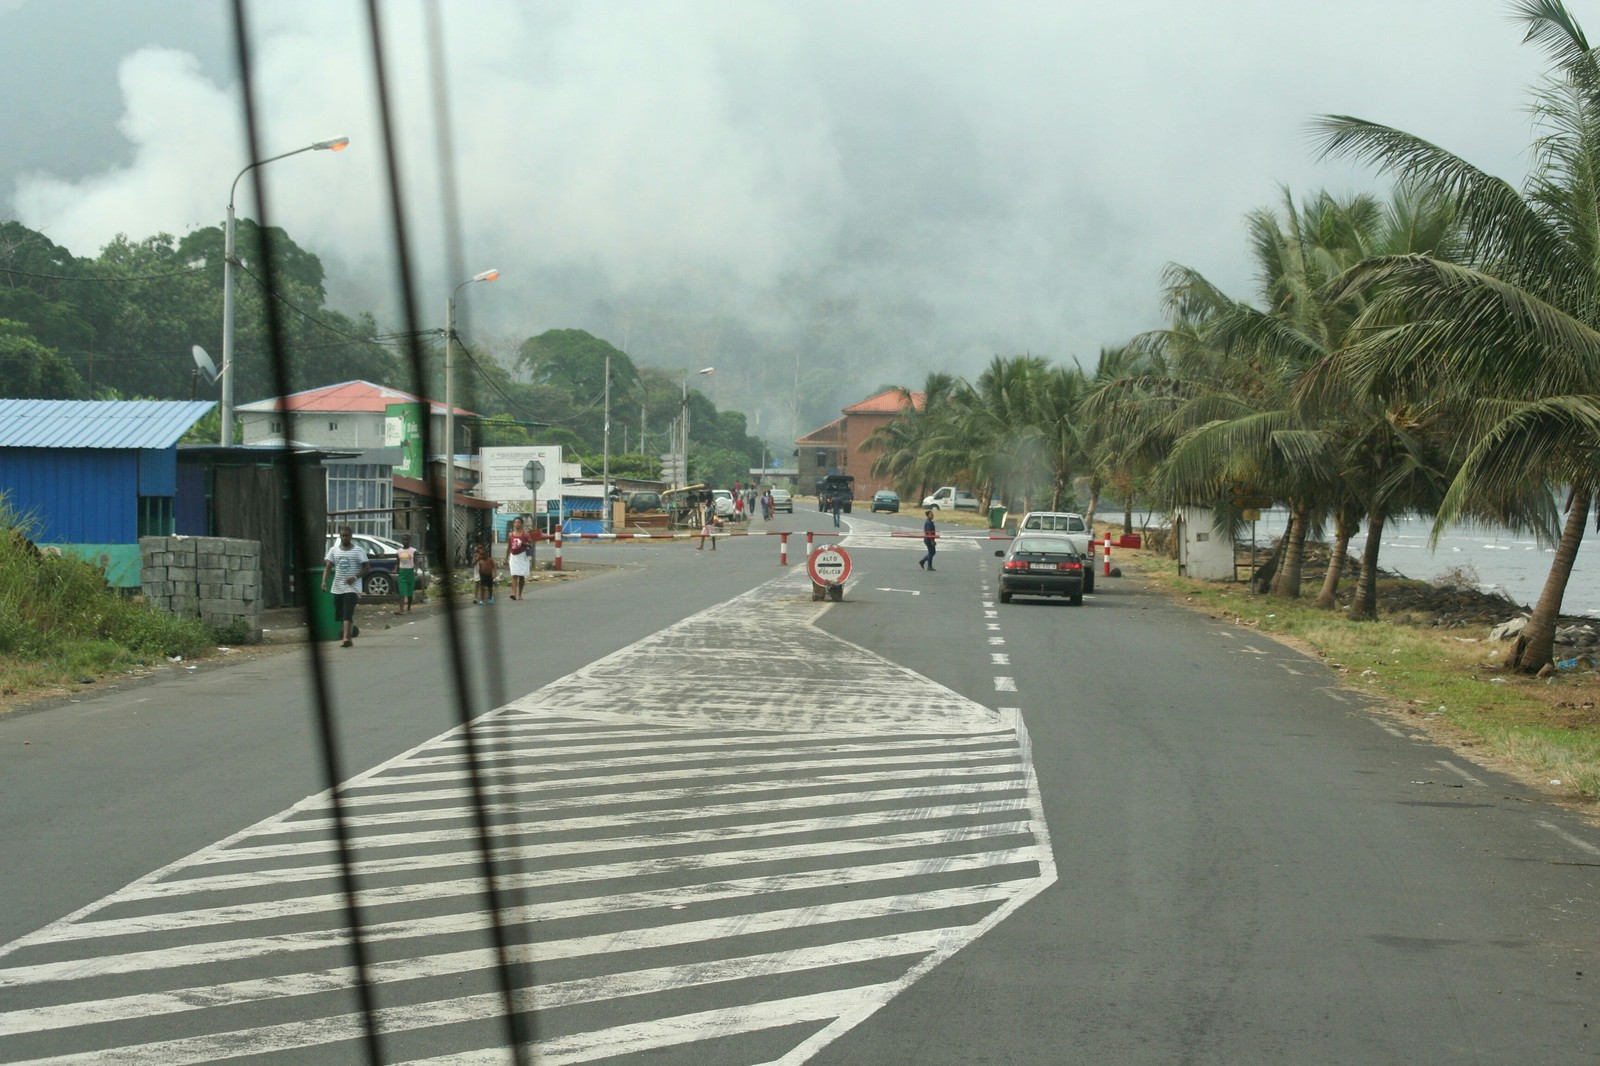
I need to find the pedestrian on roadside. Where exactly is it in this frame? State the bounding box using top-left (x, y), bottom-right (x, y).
top-left (322, 524), bottom-right (370, 647)
top-left (505, 516), bottom-right (531, 601)
top-left (734, 492), bottom-right (746, 523)
top-left (474, 543), bottom-right (497, 604)
top-left (698, 510), bottom-right (718, 551)
top-left (761, 489), bottom-right (773, 521)
top-left (395, 533), bottom-right (418, 614)
top-left (830, 491), bottom-right (843, 528)
top-left (919, 509), bottom-right (937, 571)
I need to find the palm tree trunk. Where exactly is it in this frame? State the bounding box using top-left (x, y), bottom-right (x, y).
top-left (1123, 495), bottom-right (1134, 536)
top-left (1270, 503), bottom-right (1309, 599)
top-left (1313, 509), bottom-right (1356, 610)
top-left (1513, 487), bottom-right (1591, 674)
top-left (1348, 513), bottom-right (1386, 621)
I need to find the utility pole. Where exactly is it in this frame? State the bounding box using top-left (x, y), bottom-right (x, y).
top-left (602, 355), bottom-right (612, 532)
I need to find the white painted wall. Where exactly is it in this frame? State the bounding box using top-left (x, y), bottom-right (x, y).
top-left (1174, 507), bottom-right (1236, 581)
top-left (240, 411), bottom-right (453, 450)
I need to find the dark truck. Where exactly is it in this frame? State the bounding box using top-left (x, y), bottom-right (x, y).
top-left (816, 474), bottom-right (855, 514)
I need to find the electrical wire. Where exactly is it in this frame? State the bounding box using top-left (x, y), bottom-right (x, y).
top-left (235, 260), bottom-right (396, 345)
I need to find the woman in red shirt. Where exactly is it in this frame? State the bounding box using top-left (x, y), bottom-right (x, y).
top-left (505, 517), bottom-right (532, 601)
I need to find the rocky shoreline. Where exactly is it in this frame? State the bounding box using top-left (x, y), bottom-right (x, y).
top-left (1277, 549), bottom-right (1598, 659)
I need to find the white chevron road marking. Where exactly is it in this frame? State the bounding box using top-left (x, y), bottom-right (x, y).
top-left (0, 568), bottom-right (1054, 1064)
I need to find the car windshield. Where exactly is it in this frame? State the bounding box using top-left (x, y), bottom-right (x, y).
top-left (1012, 537), bottom-right (1077, 556)
top-left (1022, 514), bottom-right (1086, 532)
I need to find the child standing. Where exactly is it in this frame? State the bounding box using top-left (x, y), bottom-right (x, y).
top-left (474, 543), bottom-right (496, 604)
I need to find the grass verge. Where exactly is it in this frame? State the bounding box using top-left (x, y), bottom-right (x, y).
top-left (2, 512), bottom-right (217, 703)
top-left (1125, 548), bottom-right (1600, 803)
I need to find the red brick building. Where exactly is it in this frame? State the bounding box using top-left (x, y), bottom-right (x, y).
top-left (795, 388), bottom-right (923, 498)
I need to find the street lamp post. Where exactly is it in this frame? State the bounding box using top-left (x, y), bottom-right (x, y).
top-left (679, 367), bottom-right (713, 487)
top-left (443, 269), bottom-right (500, 570)
top-left (219, 136), bottom-right (348, 447)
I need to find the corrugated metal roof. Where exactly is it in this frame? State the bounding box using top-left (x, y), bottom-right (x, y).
top-left (0, 399), bottom-right (215, 449)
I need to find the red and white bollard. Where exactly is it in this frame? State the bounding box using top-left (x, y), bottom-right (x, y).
top-left (779, 532), bottom-right (789, 566)
top-left (805, 531), bottom-right (814, 553)
top-left (1103, 535), bottom-right (1112, 577)
top-left (554, 524), bottom-right (563, 571)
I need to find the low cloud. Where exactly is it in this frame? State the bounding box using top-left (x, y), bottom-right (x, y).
top-left (8, 0), bottom-right (1549, 436)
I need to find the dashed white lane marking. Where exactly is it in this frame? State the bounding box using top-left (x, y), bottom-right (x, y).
top-left (1378, 723), bottom-right (1407, 738)
top-left (990, 654), bottom-right (1010, 666)
top-left (0, 567), bottom-right (1053, 1065)
top-left (1240, 645), bottom-right (1269, 656)
top-left (1277, 662), bottom-right (1304, 676)
top-left (993, 677), bottom-right (1017, 693)
top-left (1537, 820), bottom-right (1600, 857)
top-left (984, 610), bottom-right (998, 619)
top-left (1435, 760), bottom-right (1486, 787)
top-left (986, 623), bottom-right (1000, 631)
top-left (988, 637), bottom-right (1005, 645)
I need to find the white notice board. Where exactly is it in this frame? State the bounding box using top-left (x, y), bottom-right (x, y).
top-left (479, 445), bottom-right (563, 504)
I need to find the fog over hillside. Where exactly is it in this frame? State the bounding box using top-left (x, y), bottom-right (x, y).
top-left (1, 0), bottom-right (1546, 444)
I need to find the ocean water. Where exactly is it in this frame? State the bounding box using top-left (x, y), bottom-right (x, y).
top-left (1136, 511), bottom-right (1600, 618)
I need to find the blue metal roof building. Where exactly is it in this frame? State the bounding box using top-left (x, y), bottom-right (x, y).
top-left (0, 399), bottom-right (215, 586)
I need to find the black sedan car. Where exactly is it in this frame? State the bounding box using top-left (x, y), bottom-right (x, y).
top-left (871, 489), bottom-right (900, 513)
top-left (996, 534), bottom-right (1086, 605)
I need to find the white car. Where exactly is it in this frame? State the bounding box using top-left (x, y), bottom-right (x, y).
top-left (1015, 512), bottom-right (1095, 592)
top-left (769, 488), bottom-right (793, 513)
top-left (712, 489), bottom-right (736, 517)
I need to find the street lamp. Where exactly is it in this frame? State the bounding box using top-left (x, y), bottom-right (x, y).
top-left (680, 366), bottom-right (713, 487)
top-left (219, 136), bottom-right (349, 446)
top-left (443, 269), bottom-right (500, 569)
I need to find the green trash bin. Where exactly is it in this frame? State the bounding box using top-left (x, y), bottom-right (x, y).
top-left (988, 504), bottom-right (1008, 530)
top-left (304, 568), bottom-right (342, 641)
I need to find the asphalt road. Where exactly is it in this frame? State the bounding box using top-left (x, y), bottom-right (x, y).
top-left (1, 508), bottom-right (1596, 1064)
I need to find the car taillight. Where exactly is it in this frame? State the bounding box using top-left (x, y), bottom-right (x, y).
top-left (1003, 560), bottom-right (1030, 571)
top-left (1059, 561), bottom-right (1082, 572)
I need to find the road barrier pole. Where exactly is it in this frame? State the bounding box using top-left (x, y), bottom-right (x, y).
top-left (780, 533), bottom-right (789, 566)
top-left (1103, 535), bottom-right (1112, 577)
top-left (554, 524), bottom-right (563, 572)
top-left (806, 531), bottom-right (814, 554)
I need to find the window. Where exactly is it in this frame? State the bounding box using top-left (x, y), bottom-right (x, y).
top-left (328, 420), bottom-right (340, 431)
top-left (269, 419), bottom-right (283, 434)
top-left (137, 496), bottom-right (174, 537)
top-left (325, 462), bottom-right (393, 537)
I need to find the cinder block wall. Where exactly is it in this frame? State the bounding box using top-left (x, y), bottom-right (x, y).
top-left (139, 536), bottom-right (263, 643)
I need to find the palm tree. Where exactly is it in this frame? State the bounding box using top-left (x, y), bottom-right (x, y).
top-left (864, 372), bottom-right (961, 499)
top-left (1311, 0), bottom-right (1599, 669)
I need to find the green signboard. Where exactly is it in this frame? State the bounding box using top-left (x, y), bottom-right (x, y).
top-left (386, 402), bottom-right (423, 478)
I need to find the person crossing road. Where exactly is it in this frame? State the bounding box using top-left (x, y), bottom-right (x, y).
top-left (919, 508), bottom-right (937, 571)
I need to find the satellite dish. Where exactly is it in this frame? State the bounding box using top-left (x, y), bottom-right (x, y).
top-left (192, 345), bottom-right (220, 385)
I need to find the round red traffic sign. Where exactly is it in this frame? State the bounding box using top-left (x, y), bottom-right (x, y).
top-left (807, 545), bottom-right (852, 586)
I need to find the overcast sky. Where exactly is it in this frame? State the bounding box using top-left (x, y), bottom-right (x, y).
top-left (0, 0), bottom-right (1558, 434)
